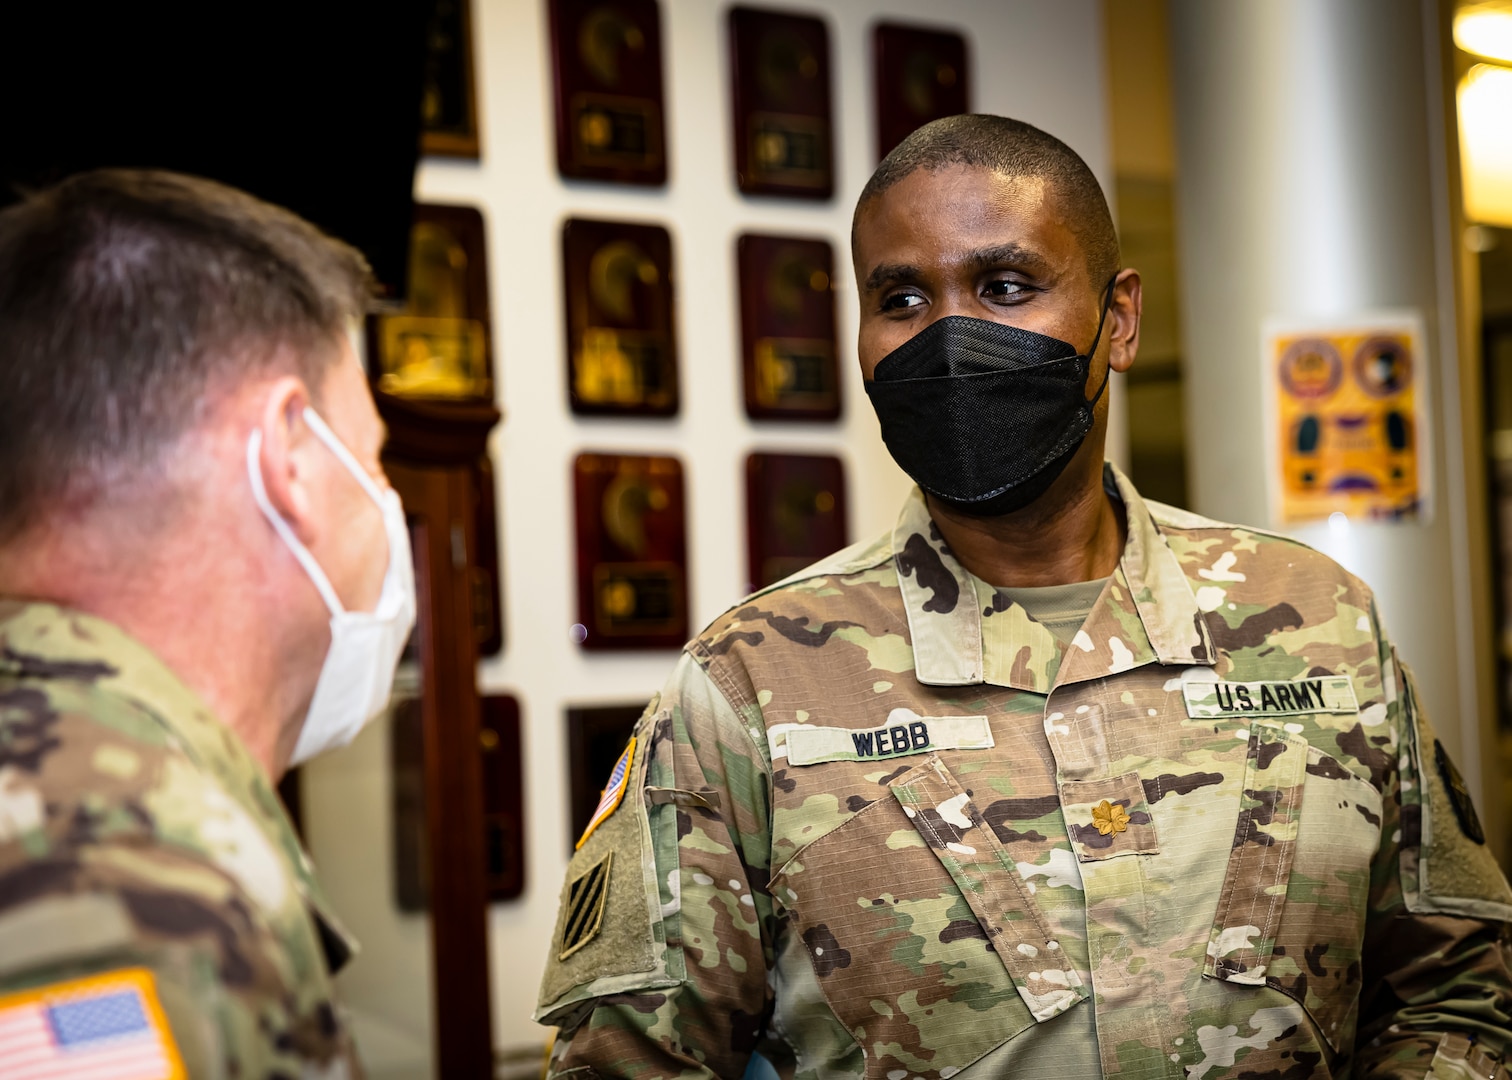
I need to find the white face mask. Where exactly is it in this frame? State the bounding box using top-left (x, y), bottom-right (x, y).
top-left (246, 407), bottom-right (417, 766)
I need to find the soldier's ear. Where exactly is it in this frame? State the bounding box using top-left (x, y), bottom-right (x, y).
top-left (254, 377), bottom-right (319, 546)
top-left (1108, 268), bottom-right (1141, 376)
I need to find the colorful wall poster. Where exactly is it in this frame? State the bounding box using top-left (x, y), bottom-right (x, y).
top-left (1264, 311), bottom-right (1428, 525)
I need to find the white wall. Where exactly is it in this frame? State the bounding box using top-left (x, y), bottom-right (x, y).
top-left (314, 0), bottom-right (1113, 1066)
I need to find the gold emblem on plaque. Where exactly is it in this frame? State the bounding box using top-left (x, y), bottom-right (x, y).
top-left (377, 219), bottom-right (491, 400)
top-left (573, 239), bottom-right (672, 408)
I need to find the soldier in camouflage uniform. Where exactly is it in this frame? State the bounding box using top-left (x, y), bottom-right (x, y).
top-left (0, 171), bottom-right (410, 1076)
top-left (537, 116), bottom-right (1512, 1078)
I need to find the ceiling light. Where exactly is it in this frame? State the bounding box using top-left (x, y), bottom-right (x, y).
top-left (1459, 63), bottom-right (1512, 226)
top-left (1456, 3), bottom-right (1512, 63)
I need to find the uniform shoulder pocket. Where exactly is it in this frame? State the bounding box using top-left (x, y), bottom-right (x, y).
top-left (1401, 672), bottom-right (1512, 921)
top-left (535, 705), bottom-right (684, 1027)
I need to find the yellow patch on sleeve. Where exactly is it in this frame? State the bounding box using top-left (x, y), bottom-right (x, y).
top-left (0, 967), bottom-right (186, 1079)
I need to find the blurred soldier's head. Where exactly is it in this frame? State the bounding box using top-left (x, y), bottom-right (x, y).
top-left (852, 114), bottom-right (1141, 520)
top-left (0, 170), bottom-right (412, 774)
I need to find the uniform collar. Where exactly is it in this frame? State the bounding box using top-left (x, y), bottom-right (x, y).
top-left (892, 463), bottom-right (1214, 690)
top-left (0, 600), bottom-right (357, 970)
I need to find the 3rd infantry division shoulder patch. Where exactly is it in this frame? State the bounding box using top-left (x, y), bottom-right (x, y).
top-left (559, 851), bottom-right (613, 960)
top-left (1436, 739), bottom-right (1486, 844)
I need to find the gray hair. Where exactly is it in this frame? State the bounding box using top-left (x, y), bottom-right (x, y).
top-left (0, 169), bottom-right (373, 542)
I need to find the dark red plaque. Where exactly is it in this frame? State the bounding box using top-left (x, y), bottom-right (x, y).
top-left (548, 0), bottom-right (667, 185)
top-left (873, 23), bottom-right (969, 161)
top-left (563, 218), bottom-right (679, 416)
top-left (469, 456), bottom-right (503, 657)
top-left (368, 203), bottom-right (494, 403)
top-left (392, 693), bottom-right (525, 908)
top-left (729, 6), bottom-right (834, 199)
top-left (573, 453), bottom-right (688, 649)
top-left (420, 0), bottom-right (481, 159)
top-left (479, 694), bottom-right (525, 902)
top-left (745, 452), bottom-right (847, 591)
top-left (566, 703), bottom-right (647, 850)
top-left (737, 233), bottom-right (840, 420)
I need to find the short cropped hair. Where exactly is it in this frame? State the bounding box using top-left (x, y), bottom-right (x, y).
top-left (0, 169), bottom-right (372, 543)
top-left (854, 114), bottom-right (1120, 288)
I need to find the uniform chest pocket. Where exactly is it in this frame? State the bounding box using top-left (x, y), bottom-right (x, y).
top-left (1205, 721), bottom-right (1383, 1054)
top-left (770, 755), bottom-right (1084, 1080)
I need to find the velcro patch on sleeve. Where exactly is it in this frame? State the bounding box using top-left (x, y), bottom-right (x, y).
top-left (0, 967), bottom-right (186, 1079)
top-left (1183, 676), bottom-right (1358, 719)
top-left (537, 708), bottom-right (679, 1023)
top-left (782, 713), bottom-right (993, 766)
top-left (1418, 731), bottom-right (1512, 918)
top-left (1397, 658), bottom-right (1512, 921)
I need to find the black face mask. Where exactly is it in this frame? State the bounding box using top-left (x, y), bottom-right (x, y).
top-left (864, 281), bottom-right (1117, 518)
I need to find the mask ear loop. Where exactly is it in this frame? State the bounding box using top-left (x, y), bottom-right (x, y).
top-left (301, 408), bottom-right (388, 506)
top-left (1082, 275), bottom-right (1120, 406)
top-left (299, 408), bottom-right (409, 619)
top-left (247, 428), bottom-right (347, 619)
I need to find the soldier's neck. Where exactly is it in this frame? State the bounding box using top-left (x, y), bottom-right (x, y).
top-left (924, 451), bottom-right (1125, 589)
top-left (0, 512), bottom-right (315, 780)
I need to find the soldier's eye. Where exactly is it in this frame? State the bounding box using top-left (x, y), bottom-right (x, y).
top-left (983, 279), bottom-right (1029, 299)
top-left (881, 291), bottom-right (925, 312)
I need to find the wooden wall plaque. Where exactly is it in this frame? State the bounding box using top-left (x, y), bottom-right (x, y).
top-left (729, 6), bottom-right (834, 199)
top-left (470, 455), bottom-right (503, 657)
top-left (565, 703), bottom-right (648, 849)
top-left (392, 693), bottom-right (525, 907)
top-left (563, 218), bottom-right (679, 416)
top-left (420, 0), bottom-right (481, 159)
top-left (369, 203), bottom-right (494, 403)
top-left (479, 694), bottom-right (525, 902)
top-left (873, 23), bottom-right (969, 161)
top-left (745, 452), bottom-right (847, 591)
top-left (573, 453), bottom-right (689, 649)
top-left (737, 233), bottom-right (840, 420)
top-left (548, 0), bottom-right (667, 185)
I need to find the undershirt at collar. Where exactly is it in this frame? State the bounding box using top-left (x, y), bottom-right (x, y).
top-left (992, 577), bottom-right (1111, 648)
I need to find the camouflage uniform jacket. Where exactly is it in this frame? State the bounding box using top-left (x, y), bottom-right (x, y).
top-left (537, 465), bottom-right (1512, 1080)
top-left (0, 601), bottom-right (361, 1078)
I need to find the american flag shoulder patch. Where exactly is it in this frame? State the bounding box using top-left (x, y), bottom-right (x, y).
top-left (576, 736), bottom-right (637, 850)
top-left (0, 967), bottom-right (186, 1080)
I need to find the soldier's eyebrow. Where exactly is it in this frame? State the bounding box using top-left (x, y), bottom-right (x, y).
top-left (863, 262), bottom-right (923, 293)
top-left (966, 242), bottom-right (1053, 277)
top-left (864, 244), bottom-right (1056, 293)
